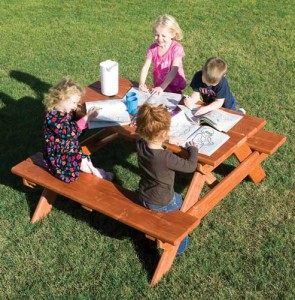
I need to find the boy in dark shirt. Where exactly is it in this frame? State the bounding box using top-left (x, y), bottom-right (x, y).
top-left (185, 57), bottom-right (245, 115)
top-left (136, 103), bottom-right (198, 254)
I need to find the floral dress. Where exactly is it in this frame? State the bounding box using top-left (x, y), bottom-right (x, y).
top-left (43, 110), bottom-right (84, 183)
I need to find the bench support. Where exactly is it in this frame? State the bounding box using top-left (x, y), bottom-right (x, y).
top-left (234, 143), bottom-right (267, 183)
top-left (150, 245), bottom-right (178, 286)
top-left (31, 188), bottom-right (57, 223)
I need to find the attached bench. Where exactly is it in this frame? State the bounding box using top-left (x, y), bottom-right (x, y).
top-left (247, 129), bottom-right (286, 155)
top-left (234, 129), bottom-right (286, 184)
top-left (11, 152), bottom-right (200, 286)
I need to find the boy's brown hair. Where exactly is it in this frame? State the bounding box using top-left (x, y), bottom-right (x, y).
top-left (202, 57), bottom-right (227, 85)
top-left (135, 103), bottom-right (171, 143)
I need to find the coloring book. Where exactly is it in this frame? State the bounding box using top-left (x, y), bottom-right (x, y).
top-left (170, 111), bottom-right (230, 156)
top-left (85, 99), bottom-right (131, 129)
top-left (178, 105), bottom-right (243, 132)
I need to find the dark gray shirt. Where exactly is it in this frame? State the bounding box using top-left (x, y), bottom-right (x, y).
top-left (136, 139), bottom-right (198, 206)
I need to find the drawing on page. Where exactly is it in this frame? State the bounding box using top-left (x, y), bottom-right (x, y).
top-left (192, 128), bottom-right (214, 148)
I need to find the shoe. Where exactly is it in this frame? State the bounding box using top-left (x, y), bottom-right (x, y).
top-left (237, 108), bottom-right (246, 114)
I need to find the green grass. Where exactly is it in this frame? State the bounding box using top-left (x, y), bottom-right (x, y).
top-left (0, 0), bottom-right (294, 299)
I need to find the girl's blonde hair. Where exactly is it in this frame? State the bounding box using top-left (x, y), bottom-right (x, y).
top-left (44, 76), bottom-right (84, 111)
top-left (135, 103), bottom-right (171, 143)
top-left (202, 57), bottom-right (228, 85)
top-left (152, 14), bottom-right (183, 40)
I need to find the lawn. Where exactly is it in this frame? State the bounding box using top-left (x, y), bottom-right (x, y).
top-left (0, 0), bottom-right (294, 299)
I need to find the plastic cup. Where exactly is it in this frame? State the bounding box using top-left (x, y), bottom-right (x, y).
top-left (126, 96), bottom-right (138, 115)
top-left (125, 91), bottom-right (136, 99)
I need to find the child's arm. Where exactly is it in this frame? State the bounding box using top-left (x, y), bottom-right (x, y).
top-left (194, 98), bottom-right (224, 116)
top-left (139, 58), bottom-right (152, 92)
top-left (152, 57), bottom-right (182, 95)
top-left (184, 91), bottom-right (201, 108)
top-left (76, 107), bottom-right (100, 130)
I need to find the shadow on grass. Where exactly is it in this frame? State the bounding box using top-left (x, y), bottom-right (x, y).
top-left (0, 70), bottom-right (50, 190)
top-left (0, 71), bottom-right (158, 280)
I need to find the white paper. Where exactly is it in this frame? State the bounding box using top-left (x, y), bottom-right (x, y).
top-left (124, 87), bottom-right (182, 109)
top-left (169, 111), bottom-right (230, 156)
top-left (178, 105), bottom-right (243, 132)
top-left (85, 99), bottom-right (131, 125)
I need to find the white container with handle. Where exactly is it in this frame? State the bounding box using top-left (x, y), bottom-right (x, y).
top-left (100, 60), bottom-right (119, 96)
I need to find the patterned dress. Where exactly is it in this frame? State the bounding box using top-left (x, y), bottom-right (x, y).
top-left (43, 110), bottom-right (84, 183)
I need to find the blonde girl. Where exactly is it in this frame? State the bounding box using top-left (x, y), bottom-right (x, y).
top-left (139, 14), bottom-right (187, 95)
top-left (43, 76), bottom-right (113, 183)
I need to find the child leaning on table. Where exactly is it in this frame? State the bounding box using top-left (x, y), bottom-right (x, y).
top-left (139, 14), bottom-right (187, 95)
top-left (43, 76), bottom-right (114, 183)
top-left (184, 57), bottom-right (245, 116)
top-left (135, 103), bottom-right (198, 254)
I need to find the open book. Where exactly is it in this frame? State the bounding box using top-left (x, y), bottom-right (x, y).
top-left (124, 87), bottom-right (182, 110)
top-left (170, 111), bottom-right (230, 156)
top-left (85, 99), bottom-right (131, 129)
top-left (178, 105), bottom-right (242, 132)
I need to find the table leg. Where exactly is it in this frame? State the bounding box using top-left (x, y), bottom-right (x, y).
top-left (181, 172), bottom-right (205, 212)
top-left (80, 128), bottom-right (119, 155)
top-left (234, 143), bottom-right (267, 183)
top-left (188, 151), bottom-right (263, 219)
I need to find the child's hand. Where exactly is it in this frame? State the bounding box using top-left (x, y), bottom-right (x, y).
top-left (139, 83), bottom-right (149, 93)
top-left (194, 106), bottom-right (209, 116)
top-left (87, 107), bottom-right (100, 120)
top-left (185, 141), bottom-right (198, 149)
top-left (168, 136), bottom-right (185, 146)
top-left (151, 86), bottom-right (163, 95)
top-left (184, 96), bottom-right (196, 109)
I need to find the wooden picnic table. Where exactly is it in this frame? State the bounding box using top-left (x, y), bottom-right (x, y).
top-left (11, 77), bottom-right (286, 287)
top-left (81, 77), bottom-right (285, 221)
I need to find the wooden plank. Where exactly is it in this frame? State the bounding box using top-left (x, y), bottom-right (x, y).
top-left (247, 129), bottom-right (287, 155)
top-left (188, 151), bottom-right (262, 219)
top-left (11, 153), bottom-right (200, 246)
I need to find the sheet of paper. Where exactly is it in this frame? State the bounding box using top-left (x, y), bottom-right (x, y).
top-left (186, 125), bottom-right (230, 156)
top-left (85, 100), bottom-right (130, 124)
top-left (124, 87), bottom-right (182, 109)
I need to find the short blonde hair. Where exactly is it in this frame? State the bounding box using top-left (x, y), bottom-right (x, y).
top-left (44, 76), bottom-right (84, 111)
top-left (135, 103), bottom-right (171, 143)
top-left (202, 57), bottom-right (228, 85)
top-left (152, 14), bottom-right (183, 40)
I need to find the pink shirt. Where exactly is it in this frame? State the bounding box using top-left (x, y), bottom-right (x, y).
top-left (146, 40), bottom-right (186, 93)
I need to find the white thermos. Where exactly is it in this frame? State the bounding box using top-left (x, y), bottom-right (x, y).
top-left (100, 60), bottom-right (119, 96)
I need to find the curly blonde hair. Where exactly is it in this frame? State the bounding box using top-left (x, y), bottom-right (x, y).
top-left (152, 14), bottom-right (183, 40)
top-left (135, 103), bottom-right (171, 143)
top-left (44, 76), bottom-right (84, 111)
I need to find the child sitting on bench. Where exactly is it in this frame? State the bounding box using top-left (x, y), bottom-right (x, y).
top-left (43, 76), bottom-right (113, 183)
top-left (135, 103), bottom-right (198, 254)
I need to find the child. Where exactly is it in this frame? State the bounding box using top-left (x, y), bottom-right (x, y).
top-left (43, 76), bottom-right (113, 183)
top-left (139, 14), bottom-right (186, 95)
top-left (184, 57), bottom-right (245, 116)
top-left (135, 103), bottom-right (198, 254)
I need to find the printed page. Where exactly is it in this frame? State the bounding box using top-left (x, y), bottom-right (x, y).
top-left (169, 111), bottom-right (201, 141)
top-left (186, 125), bottom-right (230, 156)
top-left (178, 105), bottom-right (243, 132)
top-left (178, 104), bottom-right (201, 124)
top-left (198, 109), bottom-right (243, 132)
top-left (125, 87), bottom-right (182, 109)
top-left (85, 100), bottom-right (131, 124)
top-left (87, 120), bottom-right (129, 129)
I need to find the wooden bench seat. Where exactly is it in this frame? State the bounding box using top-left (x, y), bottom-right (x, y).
top-left (247, 129), bottom-right (286, 155)
top-left (11, 152), bottom-right (200, 286)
